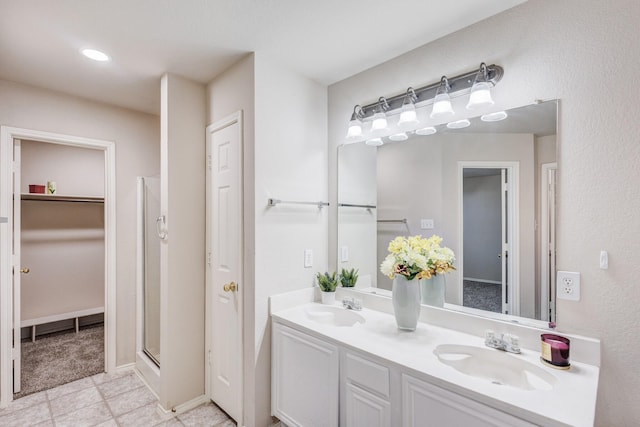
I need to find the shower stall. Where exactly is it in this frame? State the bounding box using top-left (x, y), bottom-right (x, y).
top-left (136, 176), bottom-right (161, 392)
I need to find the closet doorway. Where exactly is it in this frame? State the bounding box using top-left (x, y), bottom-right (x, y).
top-left (0, 127), bottom-right (116, 407)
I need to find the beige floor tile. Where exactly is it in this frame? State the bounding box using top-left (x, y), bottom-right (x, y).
top-left (94, 419), bottom-right (119, 427)
top-left (0, 390), bottom-right (47, 415)
top-left (106, 381), bottom-right (156, 416)
top-left (0, 401), bottom-right (51, 427)
top-left (53, 401), bottom-right (112, 427)
top-left (45, 376), bottom-right (94, 401)
top-left (117, 402), bottom-right (166, 427)
top-left (91, 369), bottom-right (132, 385)
top-left (97, 372), bottom-right (144, 399)
top-left (177, 402), bottom-right (230, 426)
top-left (50, 385), bottom-right (103, 417)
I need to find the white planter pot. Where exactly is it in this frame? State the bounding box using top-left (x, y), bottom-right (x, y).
top-left (321, 291), bottom-right (336, 305)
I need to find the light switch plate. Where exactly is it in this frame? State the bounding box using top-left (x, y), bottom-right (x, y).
top-left (341, 246), bottom-right (349, 263)
top-left (557, 271), bottom-right (580, 301)
top-left (304, 249), bottom-right (313, 268)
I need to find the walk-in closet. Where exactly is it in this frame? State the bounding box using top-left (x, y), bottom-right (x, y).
top-left (16, 139), bottom-right (105, 398)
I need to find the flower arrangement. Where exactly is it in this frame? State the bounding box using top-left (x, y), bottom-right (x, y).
top-left (380, 235), bottom-right (455, 281)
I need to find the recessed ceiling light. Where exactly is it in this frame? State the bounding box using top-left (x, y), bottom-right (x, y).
top-left (481, 111), bottom-right (508, 122)
top-left (81, 48), bottom-right (110, 62)
top-left (446, 119), bottom-right (471, 129)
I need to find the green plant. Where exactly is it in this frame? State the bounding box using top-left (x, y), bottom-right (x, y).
top-left (316, 271), bottom-right (338, 292)
top-left (339, 268), bottom-right (359, 288)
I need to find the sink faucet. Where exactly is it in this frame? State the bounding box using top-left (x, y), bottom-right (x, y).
top-left (342, 297), bottom-right (362, 311)
top-left (484, 330), bottom-right (521, 354)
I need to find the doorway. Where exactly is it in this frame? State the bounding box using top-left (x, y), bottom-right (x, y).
top-left (458, 162), bottom-right (518, 316)
top-left (0, 127), bottom-right (116, 407)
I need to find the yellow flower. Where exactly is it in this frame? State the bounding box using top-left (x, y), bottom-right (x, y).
top-left (388, 236), bottom-right (406, 253)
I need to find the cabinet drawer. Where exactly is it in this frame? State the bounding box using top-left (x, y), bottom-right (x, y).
top-left (345, 351), bottom-right (390, 398)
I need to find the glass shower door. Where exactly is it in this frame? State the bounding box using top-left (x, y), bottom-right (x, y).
top-left (141, 176), bottom-right (161, 366)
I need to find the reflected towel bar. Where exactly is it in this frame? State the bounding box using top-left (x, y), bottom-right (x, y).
top-left (377, 219), bottom-right (407, 224)
top-left (338, 203), bottom-right (377, 209)
top-left (268, 198), bottom-right (329, 208)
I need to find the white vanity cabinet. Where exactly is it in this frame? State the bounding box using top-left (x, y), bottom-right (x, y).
top-left (272, 322), bottom-right (339, 427)
top-left (402, 374), bottom-right (537, 427)
top-left (341, 351), bottom-right (393, 427)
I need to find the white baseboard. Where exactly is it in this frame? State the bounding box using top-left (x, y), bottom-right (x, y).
top-left (156, 394), bottom-right (210, 420)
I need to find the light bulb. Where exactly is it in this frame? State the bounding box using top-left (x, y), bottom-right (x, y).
top-left (370, 112), bottom-right (388, 135)
top-left (467, 82), bottom-right (494, 109)
top-left (431, 93), bottom-right (454, 118)
top-left (346, 120), bottom-right (362, 139)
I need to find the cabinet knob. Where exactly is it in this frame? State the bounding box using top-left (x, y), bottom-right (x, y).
top-left (223, 282), bottom-right (237, 292)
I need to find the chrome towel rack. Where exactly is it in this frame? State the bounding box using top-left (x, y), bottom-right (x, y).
top-left (267, 198), bottom-right (329, 208)
top-left (338, 203), bottom-right (377, 209)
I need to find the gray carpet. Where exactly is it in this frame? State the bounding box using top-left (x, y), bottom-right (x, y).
top-left (14, 324), bottom-right (104, 399)
top-left (463, 280), bottom-right (502, 313)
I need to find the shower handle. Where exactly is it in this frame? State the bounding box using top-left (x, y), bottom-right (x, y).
top-left (156, 215), bottom-right (168, 240)
top-left (223, 282), bottom-right (237, 292)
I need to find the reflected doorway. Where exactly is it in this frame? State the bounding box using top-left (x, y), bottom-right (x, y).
top-left (459, 163), bottom-right (518, 315)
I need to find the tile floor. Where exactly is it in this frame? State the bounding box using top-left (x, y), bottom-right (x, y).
top-left (0, 370), bottom-right (236, 427)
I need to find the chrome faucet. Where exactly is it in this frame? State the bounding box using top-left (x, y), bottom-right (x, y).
top-left (484, 330), bottom-right (521, 354)
top-left (342, 297), bottom-right (362, 311)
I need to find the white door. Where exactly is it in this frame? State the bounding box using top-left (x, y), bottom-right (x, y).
top-left (12, 140), bottom-right (22, 393)
top-left (500, 168), bottom-right (509, 314)
top-left (206, 113), bottom-right (243, 423)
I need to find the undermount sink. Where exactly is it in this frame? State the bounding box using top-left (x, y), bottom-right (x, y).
top-left (433, 344), bottom-right (557, 391)
top-left (305, 305), bottom-right (366, 327)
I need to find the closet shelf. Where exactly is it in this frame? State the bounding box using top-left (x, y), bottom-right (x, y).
top-left (21, 194), bottom-right (104, 203)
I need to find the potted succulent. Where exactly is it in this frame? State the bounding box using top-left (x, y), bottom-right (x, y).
top-left (316, 271), bottom-right (339, 305)
top-left (339, 268), bottom-right (359, 288)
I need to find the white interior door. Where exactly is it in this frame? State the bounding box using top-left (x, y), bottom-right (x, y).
top-left (206, 113), bottom-right (243, 424)
top-left (540, 163), bottom-right (557, 321)
top-left (500, 168), bottom-right (509, 314)
top-left (12, 140), bottom-right (22, 393)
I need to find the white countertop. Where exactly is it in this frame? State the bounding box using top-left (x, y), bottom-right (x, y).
top-left (271, 298), bottom-right (599, 427)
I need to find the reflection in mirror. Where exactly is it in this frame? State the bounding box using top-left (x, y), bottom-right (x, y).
top-left (337, 100), bottom-right (557, 323)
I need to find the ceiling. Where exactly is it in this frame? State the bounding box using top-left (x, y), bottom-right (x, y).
top-left (0, 0), bottom-right (525, 115)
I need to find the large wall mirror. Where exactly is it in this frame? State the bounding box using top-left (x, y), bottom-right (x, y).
top-left (337, 100), bottom-right (557, 323)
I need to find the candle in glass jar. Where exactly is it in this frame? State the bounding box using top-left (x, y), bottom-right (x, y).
top-left (541, 334), bottom-right (570, 368)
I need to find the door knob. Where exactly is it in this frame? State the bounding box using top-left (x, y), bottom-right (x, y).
top-left (20, 267), bottom-right (30, 274)
top-left (223, 282), bottom-right (237, 292)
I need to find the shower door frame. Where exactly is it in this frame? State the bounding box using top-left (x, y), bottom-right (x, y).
top-left (0, 126), bottom-right (117, 407)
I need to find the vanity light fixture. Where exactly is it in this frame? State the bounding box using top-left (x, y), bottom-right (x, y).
top-left (466, 63), bottom-right (495, 109)
top-left (370, 97), bottom-right (390, 136)
top-left (81, 48), bottom-right (110, 62)
top-left (430, 76), bottom-right (455, 118)
top-left (389, 133), bottom-right (408, 142)
top-left (415, 126), bottom-right (437, 136)
top-left (397, 88), bottom-right (419, 130)
top-left (446, 119), bottom-right (471, 129)
top-left (346, 105), bottom-right (365, 139)
top-left (481, 111), bottom-right (508, 122)
top-left (345, 62), bottom-right (503, 141)
top-left (365, 138), bottom-right (384, 146)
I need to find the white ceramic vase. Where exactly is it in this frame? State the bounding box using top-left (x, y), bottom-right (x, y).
top-left (420, 274), bottom-right (445, 307)
top-left (321, 291), bottom-right (336, 305)
top-left (392, 275), bottom-right (421, 331)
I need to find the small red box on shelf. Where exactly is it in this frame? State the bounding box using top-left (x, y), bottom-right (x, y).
top-left (28, 185), bottom-right (46, 194)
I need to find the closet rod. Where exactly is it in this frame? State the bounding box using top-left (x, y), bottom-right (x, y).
top-left (338, 203), bottom-right (377, 209)
top-left (268, 198), bottom-right (329, 208)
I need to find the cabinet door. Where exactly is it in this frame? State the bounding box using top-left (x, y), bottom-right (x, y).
top-left (402, 374), bottom-right (537, 427)
top-left (345, 383), bottom-right (391, 427)
top-left (272, 323), bottom-right (339, 427)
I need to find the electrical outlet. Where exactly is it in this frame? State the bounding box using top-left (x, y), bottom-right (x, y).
top-left (557, 271), bottom-right (580, 301)
top-left (304, 249), bottom-right (313, 268)
top-left (420, 219), bottom-right (434, 229)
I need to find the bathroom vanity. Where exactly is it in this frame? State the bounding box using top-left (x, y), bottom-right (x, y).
top-left (270, 288), bottom-right (599, 427)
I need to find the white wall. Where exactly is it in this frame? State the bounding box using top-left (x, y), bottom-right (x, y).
top-left (159, 73), bottom-right (206, 410)
top-left (0, 79), bottom-right (160, 366)
top-left (207, 53), bottom-right (328, 427)
top-left (253, 53), bottom-right (328, 427)
top-left (328, 1), bottom-right (640, 424)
